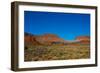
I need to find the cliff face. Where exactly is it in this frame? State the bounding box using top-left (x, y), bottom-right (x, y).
top-left (24, 33), bottom-right (41, 45)
top-left (76, 36), bottom-right (90, 41)
top-left (35, 34), bottom-right (65, 45)
top-left (24, 33), bottom-right (65, 45)
top-left (76, 36), bottom-right (90, 44)
top-left (24, 33), bottom-right (90, 45)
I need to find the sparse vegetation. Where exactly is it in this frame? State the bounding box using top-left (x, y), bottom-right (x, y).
top-left (24, 33), bottom-right (90, 61)
top-left (24, 44), bottom-right (90, 61)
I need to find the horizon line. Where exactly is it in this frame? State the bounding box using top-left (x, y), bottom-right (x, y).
top-left (24, 32), bottom-right (90, 41)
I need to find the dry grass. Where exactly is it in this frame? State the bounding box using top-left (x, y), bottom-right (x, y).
top-left (24, 44), bottom-right (90, 61)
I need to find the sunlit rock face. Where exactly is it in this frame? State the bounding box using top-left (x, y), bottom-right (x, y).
top-left (24, 33), bottom-right (65, 45)
top-left (25, 32), bottom-right (90, 45)
top-left (76, 36), bottom-right (90, 44)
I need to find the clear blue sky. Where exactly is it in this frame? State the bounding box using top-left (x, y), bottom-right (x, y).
top-left (24, 11), bottom-right (90, 40)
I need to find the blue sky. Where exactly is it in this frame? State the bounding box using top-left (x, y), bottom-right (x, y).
top-left (24, 11), bottom-right (90, 40)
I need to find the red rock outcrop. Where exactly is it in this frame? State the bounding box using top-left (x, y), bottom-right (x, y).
top-left (24, 33), bottom-right (65, 45)
top-left (35, 34), bottom-right (65, 45)
top-left (76, 36), bottom-right (90, 44)
top-left (24, 33), bottom-right (40, 45)
top-left (24, 33), bottom-right (90, 45)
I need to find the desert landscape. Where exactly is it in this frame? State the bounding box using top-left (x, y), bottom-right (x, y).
top-left (24, 32), bottom-right (90, 61)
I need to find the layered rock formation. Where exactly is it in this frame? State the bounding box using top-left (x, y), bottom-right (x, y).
top-left (24, 32), bottom-right (90, 45)
top-left (25, 33), bottom-right (65, 45)
top-left (76, 36), bottom-right (90, 44)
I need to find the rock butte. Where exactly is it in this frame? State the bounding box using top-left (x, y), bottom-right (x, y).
top-left (24, 33), bottom-right (90, 45)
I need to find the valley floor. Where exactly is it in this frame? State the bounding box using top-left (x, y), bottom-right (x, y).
top-left (24, 44), bottom-right (90, 61)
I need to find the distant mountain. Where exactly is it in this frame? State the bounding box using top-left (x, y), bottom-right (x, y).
top-left (35, 33), bottom-right (66, 45)
top-left (76, 36), bottom-right (90, 41)
top-left (25, 33), bottom-right (66, 45)
top-left (76, 36), bottom-right (90, 44)
top-left (24, 33), bottom-right (41, 45)
top-left (24, 32), bottom-right (90, 45)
